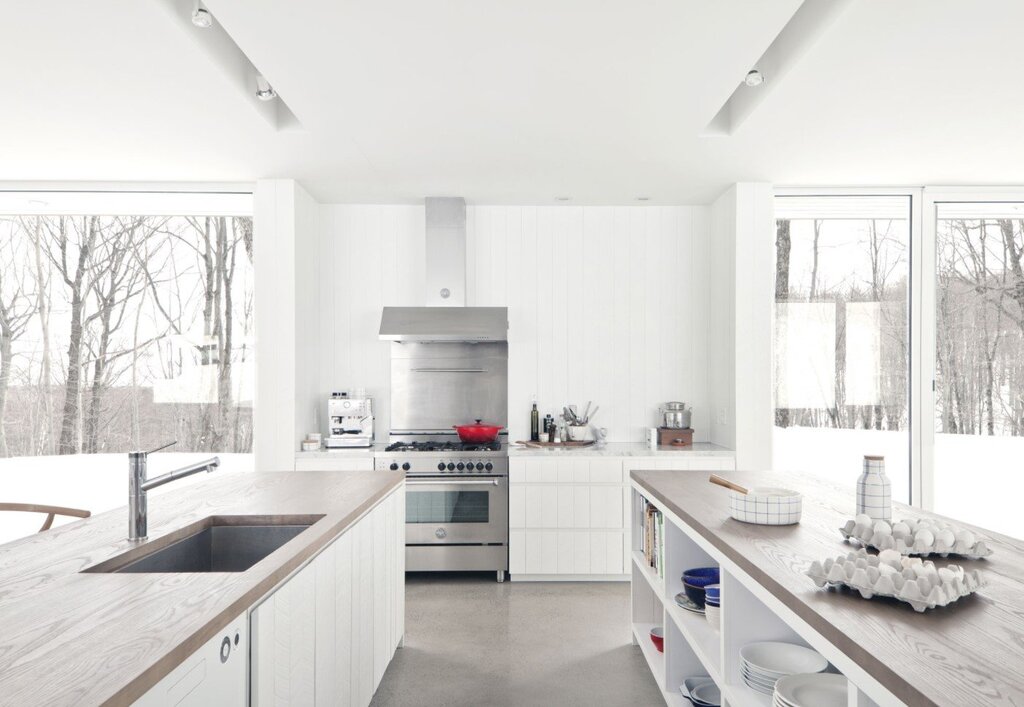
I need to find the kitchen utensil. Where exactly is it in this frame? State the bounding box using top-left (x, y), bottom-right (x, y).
top-left (674, 592), bottom-right (704, 614)
top-left (773, 674), bottom-right (847, 707)
top-left (567, 425), bottom-right (589, 441)
top-left (581, 401), bottom-right (592, 422)
top-left (452, 419), bottom-right (503, 443)
top-left (649, 626), bottom-right (664, 652)
top-left (587, 405), bottom-right (599, 422)
top-left (838, 515), bottom-right (992, 559)
top-left (514, 439), bottom-right (595, 448)
top-left (807, 547), bottom-right (985, 612)
top-left (740, 642), bottom-right (829, 677)
top-left (661, 402), bottom-right (691, 429)
top-left (710, 476), bottom-right (802, 525)
top-left (857, 455), bottom-right (892, 522)
top-left (709, 474), bottom-right (749, 494)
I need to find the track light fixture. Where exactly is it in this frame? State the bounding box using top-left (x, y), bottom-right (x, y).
top-left (255, 74), bottom-right (277, 101)
top-left (191, 0), bottom-right (213, 28)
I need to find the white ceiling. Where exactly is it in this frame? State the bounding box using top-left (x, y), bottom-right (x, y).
top-left (3, 1), bottom-right (1023, 204)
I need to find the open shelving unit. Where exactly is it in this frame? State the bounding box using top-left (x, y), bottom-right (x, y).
top-left (630, 486), bottom-right (882, 707)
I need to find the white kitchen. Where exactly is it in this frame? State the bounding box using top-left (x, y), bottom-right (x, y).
top-left (0, 2), bottom-right (1022, 707)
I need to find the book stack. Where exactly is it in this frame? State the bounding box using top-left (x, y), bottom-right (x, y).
top-left (640, 497), bottom-right (665, 578)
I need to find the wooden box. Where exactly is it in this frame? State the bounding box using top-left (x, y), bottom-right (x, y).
top-left (658, 427), bottom-right (693, 447)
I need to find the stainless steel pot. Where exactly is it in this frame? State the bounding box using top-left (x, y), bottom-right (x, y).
top-left (661, 402), bottom-right (691, 429)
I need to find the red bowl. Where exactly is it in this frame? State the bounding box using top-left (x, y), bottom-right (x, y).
top-left (453, 419), bottom-right (503, 443)
top-left (649, 626), bottom-right (664, 652)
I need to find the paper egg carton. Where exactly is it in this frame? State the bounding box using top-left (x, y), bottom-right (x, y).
top-left (806, 548), bottom-right (985, 612)
top-left (839, 514), bottom-right (992, 559)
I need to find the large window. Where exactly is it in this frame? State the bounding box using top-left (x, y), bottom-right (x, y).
top-left (0, 191), bottom-right (253, 542)
top-left (933, 202), bottom-right (1024, 535)
top-left (773, 196), bottom-right (912, 503)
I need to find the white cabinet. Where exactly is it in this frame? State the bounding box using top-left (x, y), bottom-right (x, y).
top-left (510, 454), bottom-right (736, 581)
top-left (509, 457), bottom-right (628, 580)
top-left (251, 487), bottom-right (404, 707)
top-left (294, 455), bottom-right (374, 472)
top-left (133, 613), bottom-right (247, 706)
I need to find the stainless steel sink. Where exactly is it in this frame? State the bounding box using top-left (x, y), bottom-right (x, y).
top-left (83, 515), bottom-right (323, 573)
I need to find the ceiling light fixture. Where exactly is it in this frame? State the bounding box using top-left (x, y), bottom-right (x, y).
top-left (191, 0), bottom-right (213, 28)
top-left (255, 74), bottom-right (277, 101)
top-left (744, 69), bottom-right (764, 87)
top-left (636, 196), bottom-right (651, 202)
top-left (555, 196), bottom-right (572, 202)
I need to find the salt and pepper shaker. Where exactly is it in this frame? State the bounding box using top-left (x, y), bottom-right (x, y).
top-left (857, 455), bottom-right (891, 522)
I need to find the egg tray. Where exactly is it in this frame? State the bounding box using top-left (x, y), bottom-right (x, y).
top-left (806, 548), bottom-right (985, 613)
top-left (839, 515), bottom-right (993, 560)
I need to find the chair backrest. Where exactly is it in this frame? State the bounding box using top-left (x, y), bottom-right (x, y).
top-left (0, 503), bottom-right (91, 532)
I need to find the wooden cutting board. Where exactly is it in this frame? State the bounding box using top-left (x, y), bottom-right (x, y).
top-left (515, 440), bottom-right (596, 448)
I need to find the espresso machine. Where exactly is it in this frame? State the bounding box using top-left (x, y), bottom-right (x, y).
top-left (325, 391), bottom-right (375, 448)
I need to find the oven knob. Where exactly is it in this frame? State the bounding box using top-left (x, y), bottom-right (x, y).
top-left (456, 462), bottom-right (465, 471)
top-left (402, 462), bottom-right (411, 471)
top-left (475, 462), bottom-right (484, 471)
top-left (389, 463), bottom-right (399, 471)
top-left (446, 463), bottom-right (455, 471)
top-left (485, 462), bottom-right (493, 471)
top-left (435, 527), bottom-right (447, 539)
top-left (437, 462), bottom-right (446, 471)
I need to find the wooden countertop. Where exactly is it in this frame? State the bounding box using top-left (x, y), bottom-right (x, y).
top-left (630, 469), bottom-right (1024, 707)
top-left (0, 469), bottom-right (404, 707)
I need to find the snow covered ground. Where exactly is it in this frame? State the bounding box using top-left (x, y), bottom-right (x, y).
top-left (0, 453), bottom-right (253, 545)
top-left (775, 426), bottom-right (1023, 540)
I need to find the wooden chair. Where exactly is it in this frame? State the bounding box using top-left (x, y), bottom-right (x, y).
top-left (0, 503), bottom-right (91, 532)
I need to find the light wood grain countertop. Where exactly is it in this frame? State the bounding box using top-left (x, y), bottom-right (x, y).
top-left (0, 469), bottom-right (404, 707)
top-left (631, 469), bottom-right (1024, 707)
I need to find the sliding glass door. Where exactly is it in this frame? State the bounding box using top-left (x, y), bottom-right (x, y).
top-left (773, 195), bottom-right (912, 503)
top-left (928, 199), bottom-right (1024, 537)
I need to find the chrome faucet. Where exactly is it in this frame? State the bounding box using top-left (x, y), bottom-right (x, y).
top-left (128, 441), bottom-right (221, 541)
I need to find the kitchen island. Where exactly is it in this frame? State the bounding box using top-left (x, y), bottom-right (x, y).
top-left (629, 469), bottom-right (1024, 706)
top-left (0, 469), bottom-right (405, 706)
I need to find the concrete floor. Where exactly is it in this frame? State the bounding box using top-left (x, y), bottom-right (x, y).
top-left (370, 573), bottom-right (664, 707)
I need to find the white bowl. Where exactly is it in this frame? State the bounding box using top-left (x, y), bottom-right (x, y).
top-left (774, 673), bottom-right (847, 707)
top-left (729, 488), bottom-right (802, 525)
top-left (567, 425), bottom-right (589, 441)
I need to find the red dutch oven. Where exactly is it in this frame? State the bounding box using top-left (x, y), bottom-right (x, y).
top-left (453, 419), bottom-right (503, 443)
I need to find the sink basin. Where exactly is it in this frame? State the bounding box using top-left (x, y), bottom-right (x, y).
top-left (83, 515), bottom-right (323, 573)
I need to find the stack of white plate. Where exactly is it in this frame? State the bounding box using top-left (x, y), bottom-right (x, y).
top-left (773, 673), bottom-right (847, 707)
top-left (739, 642), bottom-right (828, 695)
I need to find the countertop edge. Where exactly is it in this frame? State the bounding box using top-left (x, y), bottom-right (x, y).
top-left (105, 473), bottom-right (405, 706)
top-left (629, 470), bottom-right (922, 707)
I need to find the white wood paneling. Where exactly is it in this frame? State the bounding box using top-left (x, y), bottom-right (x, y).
top-left (316, 205), bottom-right (709, 442)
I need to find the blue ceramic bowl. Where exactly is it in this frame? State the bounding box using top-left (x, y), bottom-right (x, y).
top-left (683, 580), bottom-right (708, 607)
top-left (704, 583), bottom-right (721, 602)
top-left (682, 567), bottom-right (720, 587)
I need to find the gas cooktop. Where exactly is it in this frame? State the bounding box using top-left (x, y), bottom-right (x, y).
top-left (384, 440), bottom-right (502, 453)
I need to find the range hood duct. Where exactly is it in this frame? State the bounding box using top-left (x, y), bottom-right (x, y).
top-left (379, 196), bottom-right (507, 342)
top-left (425, 196), bottom-right (466, 306)
top-left (379, 306), bottom-right (508, 342)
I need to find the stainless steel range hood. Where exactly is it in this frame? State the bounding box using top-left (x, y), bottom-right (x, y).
top-left (379, 196), bottom-right (508, 342)
top-left (379, 306), bottom-right (507, 342)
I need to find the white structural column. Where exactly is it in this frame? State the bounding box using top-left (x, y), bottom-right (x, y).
top-left (708, 183), bottom-right (774, 470)
top-left (254, 179), bottom-right (321, 471)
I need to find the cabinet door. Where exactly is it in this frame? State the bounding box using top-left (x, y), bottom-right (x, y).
top-left (134, 613), bottom-right (246, 706)
top-left (252, 562), bottom-right (316, 707)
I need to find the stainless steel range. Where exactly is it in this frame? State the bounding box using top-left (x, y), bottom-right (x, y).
top-left (377, 197), bottom-right (510, 581)
top-left (375, 438), bottom-right (508, 581)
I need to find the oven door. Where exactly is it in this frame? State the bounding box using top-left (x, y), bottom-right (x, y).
top-left (405, 476), bottom-right (508, 545)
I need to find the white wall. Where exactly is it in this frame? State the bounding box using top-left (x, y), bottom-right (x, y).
top-left (254, 179), bottom-right (320, 469)
top-left (707, 183), bottom-right (774, 469)
top-left (314, 204), bottom-right (711, 444)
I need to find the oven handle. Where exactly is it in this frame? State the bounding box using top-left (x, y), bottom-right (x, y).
top-left (406, 479), bottom-right (500, 486)
top-left (410, 368), bottom-right (486, 373)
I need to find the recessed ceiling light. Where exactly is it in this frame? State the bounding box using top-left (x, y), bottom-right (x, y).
top-left (255, 74), bottom-right (277, 101)
top-left (744, 69), bottom-right (764, 87)
top-left (555, 196), bottom-right (572, 202)
top-left (191, 0), bottom-right (213, 28)
top-left (636, 196), bottom-right (651, 202)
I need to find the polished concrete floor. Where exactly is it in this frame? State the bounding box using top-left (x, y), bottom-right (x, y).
top-left (370, 573), bottom-right (664, 707)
